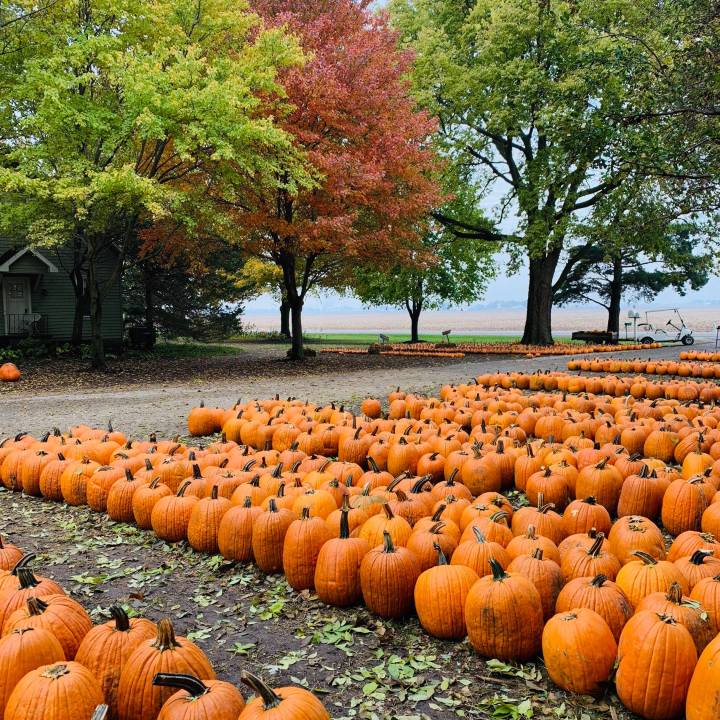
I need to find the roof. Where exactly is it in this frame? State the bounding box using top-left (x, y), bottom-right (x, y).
top-left (0, 246), bottom-right (59, 273)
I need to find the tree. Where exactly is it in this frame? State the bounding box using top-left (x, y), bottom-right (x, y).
top-left (354, 224), bottom-right (496, 342)
top-left (0, 0), bottom-right (306, 368)
top-left (389, 0), bottom-right (687, 345)
top-left (229, 0), bottom-right (442, 360)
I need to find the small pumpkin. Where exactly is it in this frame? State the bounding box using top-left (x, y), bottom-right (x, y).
top-left (153, 673), bottom-right (245, 719)
top-left (238, 671), bottom-right (330, 719)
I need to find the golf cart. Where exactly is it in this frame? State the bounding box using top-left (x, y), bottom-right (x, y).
top-left (633, 308), bottom-right (695, 346)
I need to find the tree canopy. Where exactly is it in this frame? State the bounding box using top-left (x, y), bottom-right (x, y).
top-left (0, 0), bottom-right (306, 366)
top-left (226, 0), bottom-right (442, 359)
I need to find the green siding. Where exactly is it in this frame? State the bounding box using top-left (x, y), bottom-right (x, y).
top-left (0, 239), bottom-right (123, 342)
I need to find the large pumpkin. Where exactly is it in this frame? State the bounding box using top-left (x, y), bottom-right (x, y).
top-left (542, 609), bottom-right (617, 696)
top-left (686, 632), bottom-right (720, 720)
top-left (4, 661), bottom-right (104, 720)
top-left (153, 673), bottom-right (245, 719)
top-left (238, 671), bottom-right (330, 720)
top-left (464, 559), bottom-right (543, 661)
top-left (0, 628), bottom-right (66, 720)
top-left (116, 619), bottom-right (214, 720)
top-left (616, 611), bottom-right (697, 720)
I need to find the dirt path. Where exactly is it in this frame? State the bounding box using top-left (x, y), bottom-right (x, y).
top-left (1, 341), bottom-right (711, 438)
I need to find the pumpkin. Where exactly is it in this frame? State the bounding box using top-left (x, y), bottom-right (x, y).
top-left (39, 454), bottom-right (70, 501)
top-left (360, 531), bottom-right (421, 619)
top-left (668, 530), bottom-right (720, 562)
top-left (187, 486), bottom-right (231, 554)
top-left (0, 536), bottom-right (22, 572)
top-left (506, 525), bottom-right (560, 564)
top-left (464, 559), bottom-right (544, 661)
top-left (2, 595), bottom-right (92, 660)
top-left (686, 632), bottom-right (720, 720)
top-left (615, 551), bottom-right (690, 609)
top-left (636, 582), bottom-right (716, 654)
top-left (87, 466), bottom-right (126, 513)
top-left (0, 628), bottom-right (66, 720)
top-left (314, 507), bottom-right (370, 607)
top-left (60, 458), bottom-right (100, 506)
top-left (617, 465), bottom-right (664, 519)
top-left (17, 450), bottom-right (54, 497)
top-left (133, 479), bottom-right (173, 530)
top-left (4, 661), bottom-right (104, 720)
top-left (151, 481), bottom-right (199, 543)
top-left (153, 673), bottom-right (245, 719)
top-left (616, 612), bottom-right (697, 720)
top-left (451, 526), bottom-right (510, 577)
top-left (252, 499), bottom-right (296, 574)
top-left (560, 532), bottom-right (621, 582)
top-left (107, 469), bottom-right (147, 524)
top-left (0, 567), bottom-right (65, 630)
top-left (542, 608), bottom-right (617, 696)
top-left (282, 508), bottom-right (332, 591)
top-left (690, 574), bottom-right (720, 629)
top-left (674, 548), bottom-right (720, 590)
top-left (75, 606), bottom-right (156, 720)
top-left (661, 477), bottom-right (710, 535)
top-left (406, 521), bottom-right (458, 572)
top-left (562, 496), bottom-right (611, 536)
top-left (238, 671), bottom-right (330, 720)
top-left (608, 516), bottom-right (666, 565)
top-left (555, 573), bottom-right (632, 642)
top-left (575, 458), bottom-right (623, 514)
top-left (0, 363), bottom-right (21, 382)
top-left (358, 503), bottom-right (412, 548)
top-left (507, 548), bottom-right (562, 620)
top-left (525, 466), bottom-right (568, 510)
top-left (117, 619), bottom-right (215, 720)
top-left (414, 544), bottom-right (477, 640)
top-left (511, 495), bottom-right (565, 545)
top-left (217, 497), bottom-right (262, 563)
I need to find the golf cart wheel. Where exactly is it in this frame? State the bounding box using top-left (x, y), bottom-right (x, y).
top-left (682, 335), bottom-right (695, 346)
top-left (640, 336), bottom-right (654, 345)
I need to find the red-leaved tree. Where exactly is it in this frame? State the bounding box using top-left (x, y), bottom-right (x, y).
top-left (235, 0), bottom-right (442, 359)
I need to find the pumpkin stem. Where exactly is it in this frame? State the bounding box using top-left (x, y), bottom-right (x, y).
top-left (471, 526), bottom-right (487, 543)
top-left (434, 542), bottom-right (448, 565)
top-left (583, 496), bottom-right (597, 505)
top-left (590, 574), bottom-right (607, 587)
top-left (531, 547), bottom-right (544, 560)
top-left (210, 485), bottom-right (219, 501)
top-left (632, 550), bottom-right (658, 566)
top-left (489, 510), bottom-right (509, 524)
top-left (666, 582), bottom-right (684, 604)
top-left (152, 619), bottom-right (181, 651)
top-left (488, 557), bottom-right (508, 581)
top-left (448, 467), bottom-right (460, 483)
top-left (367, 457), bottom-right (380, 473)
top-left (176, 480), bottom-right (191, 497)
top-left (382, 530), bottom-right (396, 554)
top-left (16, 568), bottom-right (39, 590)
top-left (431, 505), bottom-right (446, 522)
top-left (109, 605), bottom-right (131, 632)
top-left (381, 503), bottom-right (394, 520)
top-left (241, 671), bottom-right (283, 709)
top-left (525, 525), bottom-right (537, 539)
top-left (26, 597), bottom-right (48, 616)
top-left (152, 673), bottom-right (209, 698)
top-left (301, 506), bottom-right (311, 521)
top-left (587, 532), bottom-right (605, 558)
top-left (690, 549), bottom-right (714, 565)
top-left (92, 706), bottom-right (109, 720)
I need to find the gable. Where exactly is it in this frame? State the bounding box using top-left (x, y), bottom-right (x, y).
top-left (0, 246), bottom-right (59, 273)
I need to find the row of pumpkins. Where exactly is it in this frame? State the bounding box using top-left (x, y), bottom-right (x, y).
top-left (475, 369), bottom-right (720, 402)
top-left (568, 357), bottom-right (720, 379)
top-left (680, 352), bottom-right (720, 362)
top-left (5, 381), bottom-right (720, 719)
top-left (0, 542), bottom-right (329, 720)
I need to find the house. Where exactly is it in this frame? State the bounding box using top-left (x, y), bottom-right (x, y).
top-left (0, 238), bottom-right (123, 346)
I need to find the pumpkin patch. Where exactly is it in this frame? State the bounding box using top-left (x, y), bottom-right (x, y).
top-left (5, 373), bottom-right (720, 717)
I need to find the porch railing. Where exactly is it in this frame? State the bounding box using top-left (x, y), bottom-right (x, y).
top-left (3, 313), bottom-right (49, 337)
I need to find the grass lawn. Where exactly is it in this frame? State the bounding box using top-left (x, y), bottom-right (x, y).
top-left (303, 332), bottom-right (582, 345)
top-left (136, 341), bottom-right (246, 358)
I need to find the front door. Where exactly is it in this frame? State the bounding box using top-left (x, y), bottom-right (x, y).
top-left (3, 277), bottom-right (31, 335)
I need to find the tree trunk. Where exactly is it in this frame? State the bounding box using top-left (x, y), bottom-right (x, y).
top-left (280, 294), bottom-right (291, 338)
top-left (406, 298), bottom-right (422, 343)
top-left (69, 237), bottom-right (85, 349)
top-left (87, 249), bottom-right (106, 370)
top-left (288, 295), bottom-right (304, 359)
top-left (521, 250), bottom-right (561, 346)
top-left (70, 291), bottom-right (84, 349)
top-left (144, 263), bottom-right (155, 333)
top-left (606, 255), bottom-right (622, 340)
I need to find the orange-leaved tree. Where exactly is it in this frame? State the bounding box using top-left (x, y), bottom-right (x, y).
top-left (232, 0), bottom-right (442, 359)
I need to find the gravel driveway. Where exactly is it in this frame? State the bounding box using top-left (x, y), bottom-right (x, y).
top-left (1, 341), bottom-right (713, 438)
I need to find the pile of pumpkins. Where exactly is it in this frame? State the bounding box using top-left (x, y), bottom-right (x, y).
top-left (481, 369), bottom-right (720, 402)
top-left (680, 352), bottom-right (720, 362)
top-left (0, 539), bottom-right (329, 720)
top-left (7, 380), bottom-right (720, 719)
top-left (568, 357), bottom-right (720, 379)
